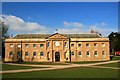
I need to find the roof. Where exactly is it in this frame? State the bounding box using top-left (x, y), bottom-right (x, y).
top-left (13, 33), bottom-right (101, 39)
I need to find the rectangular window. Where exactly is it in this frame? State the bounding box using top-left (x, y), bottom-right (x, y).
top-left (10, 44), bottom-right (13, 47)
top-left (94, 51), bottom-right (98, 56)
top-left (86, 43), bottom-right (90, 47)
top-left (33, 52), bottom-right (36, 56)
top-left (18, 44), bottom-right (21, 48)
top-left (25, 44), bottom-right (29, 48)
top-left (102, 43), bottom-right (105, 47)
top-left (64, 42), bottom-right (67, 47)
top-left (86, 51), bottom-right (90, 57)
top-left (64, 52), bottom-right (66, 59)
top-left (102, 51), bottom-right (106, 57)
top-left (94, 43), bottom-right (97, 47)
top-left (71, 51), bottom-right (74, 55)
top-left (78, 44), bottom-right (82, 47)
top-left (40, 52), bottom-right (44, 56)
top-left (40, 44), bottom-right (44, 48)
top-left (71, 44), bottom-right (74, 47)
top-left (78, 51), bottom-right (82, 56)
top-left (47, 42), bottom-right (50, 47)
top-left (33, 44), bottom-right (36, 48)
top-left (25, 52), bottom-right (28, 56)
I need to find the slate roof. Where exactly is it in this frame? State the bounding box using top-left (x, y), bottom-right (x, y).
top-left (13, 33), bottom-right (101, 39)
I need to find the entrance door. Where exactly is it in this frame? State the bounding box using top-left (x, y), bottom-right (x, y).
top-left (55, 52), bottom-right (60, 62)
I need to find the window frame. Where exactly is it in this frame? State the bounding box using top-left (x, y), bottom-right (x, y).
top-left (40, 52), bottom-right (44, 56)
top-left (71, 43), bottom-right (74, 47)
top-left (25, 52), bottom-right (28, 56)
top-left (78, 44), bottom-right (82, 47)
top-left (33, 44), bottom-right (37, 48)
top-left (40, 44), bottom-right (44, 48)
top-left (86, 51), bottom-right (90, 57)
top-left (25, 44), bottom-right (29, 48)
top-left (86, 43), bottom-right (90, 47)
top-left (10, 44), bottom-right (13, 48)
top-left (71, 51), bottom-right (74, 56)
top-left (33, 52), bottom-right (36, 56)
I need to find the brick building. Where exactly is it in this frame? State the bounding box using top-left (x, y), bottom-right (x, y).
top-left (5, 33), bottom-right (110, 62)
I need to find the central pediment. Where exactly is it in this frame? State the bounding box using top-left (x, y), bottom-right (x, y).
top-left (47, 33), bottom-right (68, 39)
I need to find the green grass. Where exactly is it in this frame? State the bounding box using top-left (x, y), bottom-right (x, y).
top-left (111, 56), bottom-right (120, 60)
top-left (2, 64), bottom-right (47, 71)
top-left (96, 62), bottom-right (119, 68)
top-left (3, 67), bottom-right (118, 78)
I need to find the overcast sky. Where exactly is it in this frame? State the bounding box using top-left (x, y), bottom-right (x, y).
top-left (1, 2), bottom-right (118, 37)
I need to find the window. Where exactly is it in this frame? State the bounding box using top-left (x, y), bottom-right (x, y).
top-left (71, 51), bottom-right (74, 55)
top-left (102, 51), bottom-right (105, 55)
top-left (86, 51), bottom-right (90, 56)
top-left (9, 52), bottom-right (13, 58)
top-left (40, 52), bottom-right (44, 56)
top-left (25, 52), bottom-right (28, 56)
top-left (40, 44), bottom-right (44, 48)
top-left (64, 42), bottom-right (67, 47)
top-left (94, 43), bottom-right (97, 47)
top-left (9, 52), bottom-right (13, 56)
top-left (64, 52), bottom-right (66, 59)
top-left (25, 44), bottom-right (29, 48)
top-left (10, 44), bottom-right (13, 47)
top-left (78, 44), bottom-right (82, 47)
top-left (18, 44), bottom-right (21, 48)
top-left (47, 42), bottom-right (50, 47)
top-left (86, 43), bottom-right (90, 47)
top-left (71, 44), bottom-right (74, 47)
top-left (78, 51), bottom-right (82, 56)
top-left (33, 44), bottom-right (36, 48)
top-left (94, 51), bottom-right (98, 56)
top-left (33, 52), bottom-right (36, 56)
top-left (17, 52), bottom-right (21, 57)
top-left (102, 43), bottom-right (105, 47)
top-left (47, 52), bottom-right (49, 60)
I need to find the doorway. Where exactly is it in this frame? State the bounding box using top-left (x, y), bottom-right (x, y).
top-left (55, 52), bottom-right (60, 62)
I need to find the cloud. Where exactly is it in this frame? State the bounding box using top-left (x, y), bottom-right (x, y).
top-left (63, 21), bottom-right (84, 28)
top-left (60, 22), bottom-right (117, 37)
top-left (58, 28), bottom-right (87, 34)
top-left (1, 15), bottom-right (49, 35)
top-left (89, 23), bottom-right (117, 37)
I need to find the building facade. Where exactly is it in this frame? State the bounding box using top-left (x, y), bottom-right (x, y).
top-left (5, 33), bottom-right (110, 62)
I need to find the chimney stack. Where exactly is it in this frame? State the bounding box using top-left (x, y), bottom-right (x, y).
top-left (90, 28), bottom-right (94, 34)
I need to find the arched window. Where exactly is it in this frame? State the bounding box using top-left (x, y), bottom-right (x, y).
top-left (17, 52), bottom-right (21, 57)
top-left (40, 52), bottom-right (44, 56)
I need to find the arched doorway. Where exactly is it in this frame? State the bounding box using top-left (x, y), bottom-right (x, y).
top-left (55, 52), bottom-right (60, 62)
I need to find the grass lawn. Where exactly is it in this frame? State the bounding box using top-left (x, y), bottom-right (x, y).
top-left (3, 66), bottom-right (118, 78)
top-left (2, 64), bottom-right (47, 71)
top-left (96, 62), bottom-right (119, 68)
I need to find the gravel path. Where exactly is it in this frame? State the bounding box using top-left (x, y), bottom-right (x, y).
top-left (1, 60), bottom-right (120, 74)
